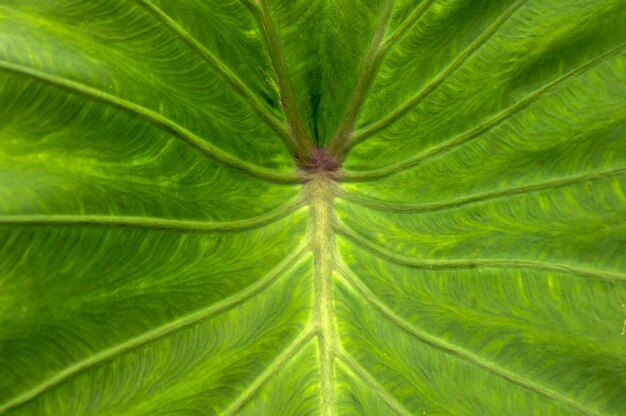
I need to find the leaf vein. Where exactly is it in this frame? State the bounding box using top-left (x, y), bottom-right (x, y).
top-left (337, 224), bottom-right (626, 282)
top-left (335, 348), bottom-right (413, 416)
top-left (344, 43), bottom-right (626, 180)
top-left (328, 0), bottom-right (394, 156)
top-left (0, 247), bottom-right (310, 414)
top-left (381, 0), bottom-right (438, 52)
top-left (134, 0), bottom-right (292, 145)
top-left (335, 265), bottom-right (601, 416)
top-left (220, 327), bottom-right (317, 416)
top-left (341, 166), bottom-right (626, 213)
top-left (0, 198), bottom-right (305, 233)
top-left (253, 0), bottom-right (313, 158)
top-left (351, 0), bottom-right (529, 146)
top-left (0, 60), bottom-right (300, 184)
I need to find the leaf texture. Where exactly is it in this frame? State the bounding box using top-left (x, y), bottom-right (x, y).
top-left (0, 1), bottom-right (625, 415)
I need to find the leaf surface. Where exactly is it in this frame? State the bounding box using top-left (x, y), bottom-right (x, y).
top-left (1, 1), bottom-right (625, 415)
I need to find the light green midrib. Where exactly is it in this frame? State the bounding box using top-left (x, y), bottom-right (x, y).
top-left (0, 60), bottom-right (300, 184)
top-left (308, 177), bottom-right (339, 416)
top-left (0, 198), bottom-right (305, 233)
top-left (0, 246), bottom-right (310, 414)
top-left (134, 0), bottom-right (291, 145)
top-left (335, 265), bottom-right (601, 416)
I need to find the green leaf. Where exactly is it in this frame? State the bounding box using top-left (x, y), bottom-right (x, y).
top-left (1, 1), bottom-right (625, 415)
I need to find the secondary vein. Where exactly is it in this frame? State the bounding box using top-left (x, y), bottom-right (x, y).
top-left (381, 0), bottom-right (437, 51)
top-left (220, 327), bottom-right (317, 416)
top-left (350, 0), bottom-right (529, 147)
top-left (0, 246), bottom-right (310, 414)
top-left (0, 198), bottom-right (305, 233)
top-left (327, 0), bottom-right (394, 157)
top-left (0, 61), bottom-right (301, 184)
top-left (253, 0), bottom-right (313, 160)
top-left (343, 42), bottom-right (626, 181)
top-left (340, 166), bottom-right (626, 213)
top-left (335, 266), bottom-right (600, 416)
top-left (337, 223), bottom-right (626, 282)
top-left (335, 349), bottom-right (413, 416)
top-left (134, 0), bottom-right (292, 146)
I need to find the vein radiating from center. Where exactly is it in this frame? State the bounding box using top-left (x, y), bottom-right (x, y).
top-left (307, 173), bottom-right (339, 416)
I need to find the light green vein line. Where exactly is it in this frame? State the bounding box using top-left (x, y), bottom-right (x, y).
top-left (328, 0), bottom-right (394, 157)
top-left (238, 0), bottom-right (257, 13)
top-left (343, 43), bottom-right (626, 181)
top-left (307, 176), bottom-right (340, 416)
top-left (134, 0), bottom-right (292, 146)
top-left (0, 246), bottom-right (310, 415)
top-left (337, 224), bottom-right (626, 282)
top-left (0, 198), bottom-right (305, 233)
top-left (351, 0), bottom-right (529, 147)
top-left (220, 326), bottom-right (317, 416)
top-left (253, 0), bottom-right (313, 159)
top-left (335, 349), bottom-right (413, 416)
top-left (0, 61), bottom-right (301, 184)
top-left (334, 267), bottom-right (600, 416)
top-left (340, 166), bottom-right (626, 213)
top-left (381, 0), bottom-right (437, 52)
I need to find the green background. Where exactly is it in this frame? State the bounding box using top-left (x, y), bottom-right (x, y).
top-left (1, 0), bottom-right (625, 415)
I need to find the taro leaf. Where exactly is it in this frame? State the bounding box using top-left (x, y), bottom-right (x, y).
top-left (1, 0), bottom-right (625, 415)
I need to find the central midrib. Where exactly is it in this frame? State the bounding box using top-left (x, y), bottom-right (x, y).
top-left (307, 173), bottom-right (339, 416)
